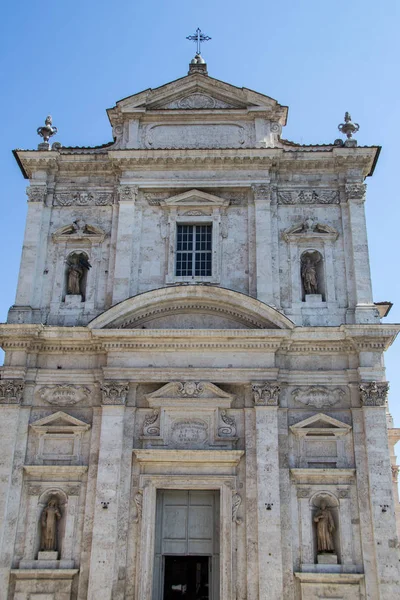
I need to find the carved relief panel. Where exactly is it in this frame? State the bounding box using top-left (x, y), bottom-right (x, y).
top-left (140, 381), bottom-right (238, 449)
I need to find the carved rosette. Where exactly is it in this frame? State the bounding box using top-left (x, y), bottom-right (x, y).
top-left (177, 382), bottom-right (204, 397)
top-left (252, 382), bottom-right (280, 406)
top-left (251, 184), bottom-right (271, 201)
top-left (277, 190), bottom-right (339, 205)
top-left (101, 382), bottom-right (129, 405)
top-left (143, 410), bottom-right (160, 436)
top-left (292, 386), bottom-right (345, 409)
top-left (26, 185), bottom-right (47, 203)
top-left (118, 185), bottom-right (138, 202)
top-left (0, 379), bottom-right (24, 404)
top-left (345, 183), bottom-right (366, 202)
top-left (359, 381), bottom-right (389, 407)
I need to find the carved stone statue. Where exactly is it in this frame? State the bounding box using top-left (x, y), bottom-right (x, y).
top-left (301, 254), bottom-right (319, 295)
top-left (314, 501), bottom-right (335, 553)
top-left (40, 497), bottom-right (61, 552)
top-left (66, 253), bottom-right (91, 296)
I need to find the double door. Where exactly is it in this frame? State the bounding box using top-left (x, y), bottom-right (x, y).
top-left (153, 490), bottom-right (220, 600)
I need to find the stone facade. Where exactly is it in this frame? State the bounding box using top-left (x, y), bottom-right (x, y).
top-left (0, 56), bottom-right (399, 599)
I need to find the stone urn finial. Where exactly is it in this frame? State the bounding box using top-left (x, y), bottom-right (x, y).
top-left (37, 115), bottom-right (58, 149)
top-left (338, 112), bottom-right (359, 147)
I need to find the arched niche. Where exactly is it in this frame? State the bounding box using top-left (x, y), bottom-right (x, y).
top-left (309, 492), bottom-right (340, 564)
top-left (64, 250), bottom-right (91, 302)
top-left (300, 250), bottom-right (325, 301)
top-left (36, 488), bottom-right (68, 558)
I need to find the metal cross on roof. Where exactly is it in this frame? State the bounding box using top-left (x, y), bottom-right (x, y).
top-left (186, 28), bottom-right (211, 55)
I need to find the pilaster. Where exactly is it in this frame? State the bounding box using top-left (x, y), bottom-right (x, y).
top-left (112, 185), bottom-right (138, 305)
top-left (87, 382), bottom-right (129, 600)
top-left (252, 184), bottom-right (275, 306)
top-left (252, 382), bottom-right (284, 600)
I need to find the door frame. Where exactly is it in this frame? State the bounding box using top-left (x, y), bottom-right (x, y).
top-left (136, 475), bottom-right (236, 600)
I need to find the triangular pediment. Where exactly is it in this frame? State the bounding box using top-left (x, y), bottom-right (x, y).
top-left (31, 411), bottom-right (90, 432)
top-left (160, 189), bottom-right (229, 209)
top-left (107, 73), bottom-right (288, 124)
top-left (52, 221), bottom-right (106, 243)
top-left (146, 381), bottom-right (233, 409)
top-left (290, 413), bottom-right (351, 436)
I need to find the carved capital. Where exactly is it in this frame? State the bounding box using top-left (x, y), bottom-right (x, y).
top-left (252, 382), bottom-right (280, 406)
top-left (251, 184), bottom-right (271, 201)
top-left (391, 465), bottom-right (400, 481)
top-left (0, 379), bottom-right (24, 404)
top-left (26, 185), bottom-right (47, 203)
top-left (100, 382), bottom-right (129, 405)
top-left (118, 185), bottom-right (138, 202)
top-left (359, 381), bottom-right (389, 407)
top-left (345, 182), bottom-right (366, 202)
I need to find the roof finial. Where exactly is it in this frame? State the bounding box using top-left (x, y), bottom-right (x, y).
top-left (186, 28), bottom-right (211, 75)
top-left (338, 112), bottom-right (359, 147)
top-left (37, 115), bottom-right (58, 150)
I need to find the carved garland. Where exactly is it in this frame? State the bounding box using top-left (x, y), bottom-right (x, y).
top-left (278, 190), bottom-right (339, 205)
top-left (53, 191), bottom-right (113, 206)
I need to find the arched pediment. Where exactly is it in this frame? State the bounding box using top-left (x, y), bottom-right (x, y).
top-left (88, 286), bottom-right (295, 330)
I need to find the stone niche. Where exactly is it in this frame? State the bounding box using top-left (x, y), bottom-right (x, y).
top-left (290, 413), bottom-right (352, 469)
top-left (140, 381), bottom-right (238, 450)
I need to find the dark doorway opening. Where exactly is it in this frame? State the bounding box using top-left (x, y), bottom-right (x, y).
top-left (163, 556), bottom-right (209, 600)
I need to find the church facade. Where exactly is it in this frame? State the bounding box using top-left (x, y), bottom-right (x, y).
top-left (1, 54), bottom-right (400, 600)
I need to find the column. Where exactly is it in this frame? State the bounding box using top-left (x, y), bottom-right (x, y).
top-left (87, 382), bottom-right (129, 600)
top-left (252, 382), bottom-right (284, 600)
top-left (252, 184), bottom-right (274, 306)
top-left (112, 185), bottom-right (138, 305)
top-left (345, 183), bottom-right (377, 322)
top-left (359, 382), bottom-right (400, 600)
top-left (14, 184), bottom-right (48, 309)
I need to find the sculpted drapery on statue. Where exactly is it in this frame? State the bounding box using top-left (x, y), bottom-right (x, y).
top-left (66, 253), bottom-right (91, 297)
top-left (314, 501), bottom-right (335, 553)
top-left (40, 497), bottom-right (61, 552)
top-left (301, 255), bottom-right (319, 295)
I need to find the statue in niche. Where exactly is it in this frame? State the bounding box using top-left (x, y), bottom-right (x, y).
top-left (40, 497), bottom-right (61, 551)
top-left (314, 501), bottom-right (335, 553)
top-left (66, 253), bottom-right (91, 296)
top-left (301, 253), bottom-right (320, 295)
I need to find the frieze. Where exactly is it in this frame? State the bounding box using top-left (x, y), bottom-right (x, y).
top-left (37, 384), bottom-right (91, 406)
top-left (218, 410), bottom-right (236, 437)
top-left (252, 382), bottom-right (280, 406)
top-left (292, 386), bottom-right (345, 409)
top-left (0, 379), bottom-right (24, 404)
top-left (53, 191), bottom-right (113, 206)
top-left (101, 382), bottom-right (129, 405)
top-left (359, 381), bottom-right (389, 407)
top-left (277, 190), bottom-right (339, 205)
top-left (26, 185), bottom-right (47, 203)
top-left (143, 410), bottom-right (160, 436)
top-left (232, 493), bottom-right (243, 524)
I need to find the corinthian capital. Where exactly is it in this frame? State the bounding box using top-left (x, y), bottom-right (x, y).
top-left (251, 184), bottom-right (271, 201)
top-left (359, 381), bottom-right (389, 407)
top-left (118, 185), bottom-right (138, 202)
top-left (26, 185), bottom-right (47, 203)
top-left (100, 382), bottom-right (129, 405)
top-left (0, 379), bottom-right (24, 404)
top-left (345, 182), bottom-right (366, 202)
top-left (252, 382), bottom-right (280, 406)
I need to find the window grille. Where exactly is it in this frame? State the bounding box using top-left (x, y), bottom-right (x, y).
top-left (175, 224), bottom-right (212, 277)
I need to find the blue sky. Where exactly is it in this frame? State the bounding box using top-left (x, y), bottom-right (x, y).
top-left (1, 1), bottom-right (400, 433)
